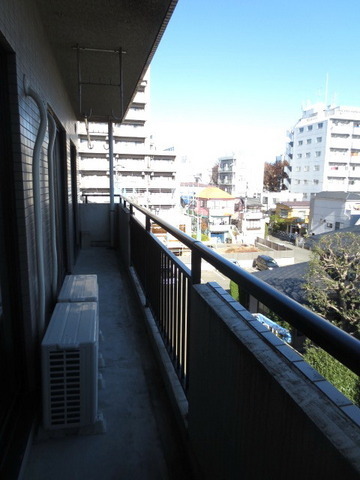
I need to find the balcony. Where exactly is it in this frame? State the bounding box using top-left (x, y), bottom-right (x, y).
top-left (330, 124), bottom-right (352, 134)
top-left (208, 223), bottom-right (231, 233)
top-left (24, 246), bottom-right (193, 479)
top-left (79, 158), bottom-right (109, 172)
top-left (23, 199), bottom-right (360, 479)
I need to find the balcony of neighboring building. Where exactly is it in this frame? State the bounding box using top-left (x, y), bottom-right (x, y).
top-left (113, 143), bottom-right (147, 155)
top-left (242, 211), bottom-right (263, 220)
top-left (113, 124), bottom-right (148, 138)
top-left (348, 178), bottom-right (360, 190)
top-left (78, 123), bottom-right (109, 136)
top-left (80, 175), bottom-right (113, 190)
top-left (327, 163), bottom-right (349, 176)
top-left (79, 158), bottom-right (109, 172)
top-left (350, 151), bottom-right (360, 164)
top-left (23, 199), bottom-right (360, 480)
top-left (125, 105), bottom-right (147, 122)
top-left (330, 122), bottom-right (353, 135)
top-left (208, 223), bottom-right (231, 233)
top-left (284, 164), bottom-right (292, 176)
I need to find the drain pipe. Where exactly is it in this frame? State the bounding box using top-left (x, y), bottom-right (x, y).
top-left (24, 75), bottom-right (47, 331)
top-left (47, 113), bottom-right (58, 298)
top-left (108, 118), bottom-right (115, 247)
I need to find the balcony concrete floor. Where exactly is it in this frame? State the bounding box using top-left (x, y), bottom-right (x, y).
top-left (23, 247), bottom-right (193, 480)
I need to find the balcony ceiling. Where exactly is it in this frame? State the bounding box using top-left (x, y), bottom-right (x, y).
top-left (35, 0), bottom-right (177, 122)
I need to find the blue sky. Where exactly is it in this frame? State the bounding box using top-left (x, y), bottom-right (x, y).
top-left (150, 0), bottom-right (360, 171)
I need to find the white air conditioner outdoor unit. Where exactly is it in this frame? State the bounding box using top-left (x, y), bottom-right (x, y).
top-left (57, 274), bottom-right (98, 303)
top-left (41, 301), bottom-right (99, 430)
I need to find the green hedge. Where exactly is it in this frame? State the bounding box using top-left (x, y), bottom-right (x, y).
top-left (304, 343), bottom-right (360, 406)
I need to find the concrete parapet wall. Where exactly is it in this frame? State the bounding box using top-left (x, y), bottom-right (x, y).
top-left (80, 204), bottom-right (110, 247)
top-left (188, 283), bottom-right (360, 480)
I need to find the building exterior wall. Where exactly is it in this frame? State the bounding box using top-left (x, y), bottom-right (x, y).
top-left (261, 190), bottom-right (303, 212)
top-left (309, 192), bottom-right (360, 235)
top-left (78, 70), bottom-right (177, 214)
top-left (1, 0), bottom-right (78, 357)
top-left (0, 1), bottom-right (79, 475)
top-left (217, 154), bottom-right (263, 198)
top-left (287, 104), bottom-right (360, 198)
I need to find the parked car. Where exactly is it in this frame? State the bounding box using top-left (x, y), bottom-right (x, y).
top-left (252, 255), bottom-right (279, 271)
top-left (230, 259), bottom-right (240, 267)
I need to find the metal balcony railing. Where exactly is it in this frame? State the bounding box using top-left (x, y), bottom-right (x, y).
top-left (119, 196), bottom-right (360, 395)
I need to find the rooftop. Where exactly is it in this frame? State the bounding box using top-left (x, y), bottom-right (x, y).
top-left (197, 186), bottom-right (235, 199)
top-left (313, 191), bottom-right (360, 201)
top-left (253, 261), bottom-right (309, 305)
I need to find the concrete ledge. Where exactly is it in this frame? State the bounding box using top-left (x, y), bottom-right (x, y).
top-left (188, 282), bottom-right (360, 479)
top-left (128, 266), bottom-right (189, 437)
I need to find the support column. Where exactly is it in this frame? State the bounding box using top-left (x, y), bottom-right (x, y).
top-left (108, 119), bottom-right (115, 247)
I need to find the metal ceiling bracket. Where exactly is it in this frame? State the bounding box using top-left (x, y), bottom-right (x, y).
top-left (74, 44), bottom-right (126, 120)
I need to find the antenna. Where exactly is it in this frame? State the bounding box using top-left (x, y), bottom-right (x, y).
top-left (324, 73), bottom-right (329, 107)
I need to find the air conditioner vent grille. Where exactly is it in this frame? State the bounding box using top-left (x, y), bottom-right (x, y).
top-left (48, 349), bottom-right (81, 426)
top-left (42, 301), bottom-right (98, 430)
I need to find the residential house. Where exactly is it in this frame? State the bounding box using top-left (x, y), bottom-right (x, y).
top-left (275, 201), bottom-right (310, 235)
top-left (261, 190), bottom-right (303, 213)
top-left (237, 197), bottom-right (266, 244)
top-left (195, 186), bottom-right (236, 242)
top-left (309, 191), bottom-right (360, 235)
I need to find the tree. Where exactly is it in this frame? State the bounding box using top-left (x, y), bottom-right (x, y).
top-left (210, 162), bottom-right (219, 186)
top-left (303, 232), bottom-right (360, 338)
top-left (263, 158), bottom-right (289, 192)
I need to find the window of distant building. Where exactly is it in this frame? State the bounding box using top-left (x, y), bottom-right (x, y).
top-left (313, 179), bottom-right (319, 184)
top-left (307, 139), bottom-right (312, 144)
top-left (304, 166), bottom-right (310, 172)
top-left (317, 122), bottom-right (323, 129)
top-left (296, 166), bottom-right (301, 171)
top-left (316, 137), bottom-right (322, 143)
top-left (306, 152), bottom-right (311, 158)
top-left (247, 219), bottom-right (261, 229)
top-left (299, 127), bottom-right (304, 133)
top-left (295, 179), bottom-right (300, 185)
top-left (314, 165), bottom-right (320, 171)
top-left (307, 125), bottom-right (313, 131)
top-left (298, 140), bottom-right (303, 146)
top-left (315, 151), bottom-right (321, 157)
top-left (303, 180), bottom-right (308, 185)
top-left (297, 153), bottom-right (302, 159)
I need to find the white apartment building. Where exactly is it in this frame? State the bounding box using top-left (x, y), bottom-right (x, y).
top-left (286, 103), bottom-right (360, 199)
top-left (78, 70), bottom-right (177, 214)
top-left (217, 154), bottom-right (263, 198)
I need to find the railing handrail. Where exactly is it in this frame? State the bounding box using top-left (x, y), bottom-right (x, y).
top-left (120, 196), bottom-right (360, 377)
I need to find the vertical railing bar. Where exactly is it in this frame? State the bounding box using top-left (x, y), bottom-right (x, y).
top-left (159, 251), bottom-right (164, 333)
top-left (191, 248), bottom-right (201, 285)
top-left (184, 276), bottom-right (189, 392)
top-left (178, 272), bottom-right (183, 380)
top-left (165, 255), bottom-right (170, 347)
top-left (171, 260), bottom-right (176, 360)
top-left (174, 262), bottom-right (179, 364)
